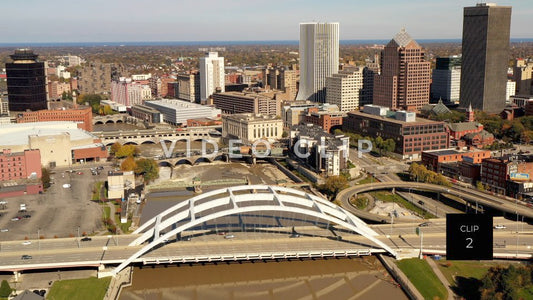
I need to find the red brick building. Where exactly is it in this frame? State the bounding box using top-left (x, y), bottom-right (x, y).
top-left (0, 149), bottom-right (42, 181)
top-left (159, 77), bottom-right (176, 98)
top-left (422, 148), bottom-right (491, 173)
top-left (15, 107), bottom-right (93, 131)
top-left (481, 155), bottom-right (533, 195)
top-left (303, 108), bottom-right (344, 133)
top-left (373, 29), bottom-right (431, 111)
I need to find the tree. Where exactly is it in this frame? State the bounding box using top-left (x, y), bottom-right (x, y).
top-left (0, 280), bottom-right (11, 298)
top-left (121, 156), bottom-right (137, 171)
top-left (41, 167), bottom-right (51, 188)
top-left (135, 158), bottom-right (159, 183)
top-left (110, 142), bottom-right (122, 156)
top-left (320, 176), bottom-right (348, 198)
top-left (115, 144), bottom-right (138, 158)
top-left (382, 139), bottom-right (396, 154)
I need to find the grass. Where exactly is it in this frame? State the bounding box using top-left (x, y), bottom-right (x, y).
top-left (350, 196), bottom-right (369, 209)
top-left (47, 277), bottom-right (111, 300)
top-left (396, 258), bottom-right (448, 300)
top-left (371, 191), bottom-right (436, 219)
top-left (92, 181), bottom-right (103, 201)
top-left (357, 176), bottom-right (378, 185)
top-left (103, 206), bottom-right (111, 219)
top-left (436, 259), bottom-right (506, 286)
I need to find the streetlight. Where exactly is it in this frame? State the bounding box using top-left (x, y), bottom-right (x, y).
top-left (37, 228), bottom-right (41, 251)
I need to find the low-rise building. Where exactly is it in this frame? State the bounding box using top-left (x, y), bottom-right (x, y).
top-left (0, 122), bottom-right (108, 168)
top-left (0, 149), bottom-right (42, 181)
top-left (15, 107), bottom-right (93, 131)
top-left (481, 154), bottom-right (533, 196)
top-left (282, 102), bottom-right (339, 128)
top-left (422, 148), bottom-right (491, 173)
top-left (303, 109), bottom-right (344, 133)
top-left (343, 105), bottom-right (449, 159)
top-left (144, 99), bottom-right (221, 126)
top-left (187, 117), bottom-right (222, 127)
top-left (212, 92), bottom-right (280, 116)
top-left (222, 113), bottom-right (283, 144)
top-left (131, 104), bottom-right (162, 123)
top-left (107, 171), bottom-right (135, 200)
top-left (289, 124), bottom-right (349, 176)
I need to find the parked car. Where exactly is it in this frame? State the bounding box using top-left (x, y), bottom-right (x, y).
top-left (0, 229), bottom-right (8, 232)
top-left (494, 224), bottom-right (506, 229)
top-left (11, 217), bottom-right (20, 221)
top-left (21, 255), bottom-right (32, 260)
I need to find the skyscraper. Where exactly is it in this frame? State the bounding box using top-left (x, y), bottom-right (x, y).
top-left (373, 29), bottom-right (431, 111)
top-left (200, 52), bottom-right (225, 101)
top-left (296, 22), bottom-right (339, 103)
top-left (432, 56), bottom-right (462, 103)
top-left (326, 66), bottom-right (364, 112)
top-left (6, 49), bottom-right (47, 111)
top-left (460, 3), bottom-right (512, 113)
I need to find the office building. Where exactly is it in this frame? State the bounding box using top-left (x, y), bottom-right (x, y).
top-left (506, 80), bottom-right (516, 102)
top-left (111, 78), bottom-right (150, 107)
top-left (513, 59), bottom-right (533, 95)
top-left (360, 54), bottom-right (380, 106)
top-left (343, 105), bottom-right (449, 159)
top-left (303, 108), bottom-right (344, 133)
top-left (326, 66), bottom-right (364, 112)
top-left (6, 49), bottom-right (47, 111)
top-left (144, 99), bottom-right (221, 126)
top-left (296, 22), bottom-right (339, 103)
top-left (200, 52), bottom-right (225, 101)
top-left (481, 154), bottom-right (533, 196)
top-left (460, 3), bottom-right (512, 113)
top-left (431, 56), bottom-right (461, 103)
top-left (212, 92), bottom-right (280, 116)
top-left (373, 29), bottom-right (431, 111)
top-left (177, 72), bottom-right (200, 103)
top-left (222, 113), bottom-right (283, 144)
top-left (262, 66), bottom-right (297, 100)
top-left (131, 104), bottom-right (162, 124)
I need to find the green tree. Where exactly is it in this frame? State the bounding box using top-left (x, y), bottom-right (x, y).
top-left (476, 181), bottom-right (485, 191)
top-left (382, 139), bottom-right (396, 154)
top-left (0, 280), bottom-right (11, 298)
top-left (110, 142), bottom-right (122, 156)
top-left (41, 167), bottom-right (51, 188)
top-left (320, 176), bottom-right (348, 198)
top-left (135, 158), bottom-right (159, 183)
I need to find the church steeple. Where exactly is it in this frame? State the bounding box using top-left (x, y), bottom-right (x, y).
top-left (466, 103), bottom-right (475, 122)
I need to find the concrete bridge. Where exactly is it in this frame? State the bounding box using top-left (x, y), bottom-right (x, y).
top-left (93, 115), bottom-right (137, 125)
top-left (92, 128), bottom-right (221, 146)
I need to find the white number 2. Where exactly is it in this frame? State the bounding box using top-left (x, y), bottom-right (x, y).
top-left (466, 238), bottom-right (473, 249)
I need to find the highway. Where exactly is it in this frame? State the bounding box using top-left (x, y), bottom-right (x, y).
top-left (1, 217), bottom-right (532, 273)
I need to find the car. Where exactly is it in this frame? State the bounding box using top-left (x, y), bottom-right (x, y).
top-left (77, 171), bottom-right (83, 175)
top-left (11, 217), bottom-right (20, 221)
top-left (21, 255), bottom-right (32, 260)
top-left (419, 222), bottom-right (431, 227)
top-left (81, 237), bottom-right (92, 242)
top-left (97, 166), bottom-right (104, 170)
top-left (22, 241), bottom-right (32, 245)
top-left (23, 215), bottom-right (31, 219)
top-left (224, 234), bottom-right (235, 239)
top-left (494, 224), bottom-right (506, 229)
top-left (289, 233), bottom-right (301, 238)
top-left (62, 183), bottom-right (71, 188)
top-left (418, 200), bottom-right (425, 205)
top-left (0, 229), bottom-right (8, 232)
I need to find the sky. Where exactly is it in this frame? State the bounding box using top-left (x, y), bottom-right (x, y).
top-left (0, 0), bottom-right (531, 43)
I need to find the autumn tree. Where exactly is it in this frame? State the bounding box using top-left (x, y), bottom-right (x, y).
top-left (115, 144), bottom-right (139, 158)
top-left (320, 176), bottom-right (348, 198)
top-left (121, 156), bottom-right (137, 171)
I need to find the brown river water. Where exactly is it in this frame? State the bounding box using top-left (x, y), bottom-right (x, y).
top-left (120, 256), bottom-right (408, 300)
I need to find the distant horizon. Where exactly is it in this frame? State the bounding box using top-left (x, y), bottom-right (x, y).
top-left (1, 38), bottom-right (533, 48)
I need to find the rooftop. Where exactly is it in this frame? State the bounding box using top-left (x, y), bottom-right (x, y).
top-left (223, 113), bottom-right (281, 122)
top-left (348, 110), bottom-right (442, 125)
top-left (0, 121), bottom-right (96, 146)
top-left (146, 99), bottom-right (217, 110)
top-left (389, 28), bottom-right (419, 48)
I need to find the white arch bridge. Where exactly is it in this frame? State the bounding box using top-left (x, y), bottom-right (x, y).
top-left (109, 185), bottom-right (397, 276)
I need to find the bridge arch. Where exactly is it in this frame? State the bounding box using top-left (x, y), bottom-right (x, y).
top-left (105, 120), bottom-right (115, 124)
top-left (194, 157), bottom-right (212, 165)
top-left (175, 159), bottom-right (193, 166)
top-left (111, 185), bottom-right (397, 275)
top-left (140, 141), bottom-right (157, 145)
top-left (95, 121), bottom-right (104, 125)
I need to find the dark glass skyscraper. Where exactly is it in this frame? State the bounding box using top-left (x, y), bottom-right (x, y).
top-left (460, 3), bottom-right (511, 113)
top-left (6, 49), bottom-right (47, 111)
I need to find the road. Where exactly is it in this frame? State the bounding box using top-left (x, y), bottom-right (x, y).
top-left (1, 217), bottom-right (532, 273)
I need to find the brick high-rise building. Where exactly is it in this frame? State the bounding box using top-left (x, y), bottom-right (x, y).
top-left (326, 66), bottom-right (363, 112)
top-left (373, 29), bottom-right (431, 111)
top-left (6, 49), bottom-right (47, 111)
top-left (262, 66), bottom-right (297, 100)
top-left (460, 3), bottom-right (512, 113)
top-left (78, 61), bottom-right (113, 95)
top-left (177, 72), bottom-right (200, 103)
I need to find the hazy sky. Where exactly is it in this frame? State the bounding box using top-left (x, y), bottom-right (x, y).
top-left (0, 0), bottom-right (530, 43)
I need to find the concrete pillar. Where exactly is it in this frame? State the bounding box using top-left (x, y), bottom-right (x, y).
top-left (13, 271), bottom-right (20, 281)
top-left (154, 215), bottom-right (162, 240)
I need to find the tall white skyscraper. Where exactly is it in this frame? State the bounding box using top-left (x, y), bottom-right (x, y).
top-left (326, 66), bottom-right (364, 112)
top-left (200, 52), bottom-right (225, 101)
top-left (296, 22), bottom-right (339, 103)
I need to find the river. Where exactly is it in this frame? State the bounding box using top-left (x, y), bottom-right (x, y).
top-left (120, 256), bottom-right (408, 300)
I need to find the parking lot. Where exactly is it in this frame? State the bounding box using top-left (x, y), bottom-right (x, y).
top-left (0, 164), bottom-right (111, 241)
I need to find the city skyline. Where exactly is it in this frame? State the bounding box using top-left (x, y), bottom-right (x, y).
top-left (0, 1), bottom-right (531, 43)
